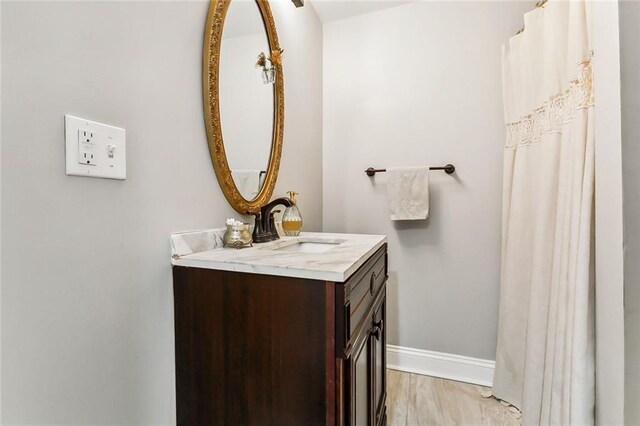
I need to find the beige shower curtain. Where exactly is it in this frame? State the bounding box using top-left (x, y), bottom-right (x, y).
top-left (492, 1), bottom-right (595, 424)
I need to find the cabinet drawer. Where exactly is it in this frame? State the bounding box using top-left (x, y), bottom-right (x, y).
top-left (336, 244), bottom-right (387, 357)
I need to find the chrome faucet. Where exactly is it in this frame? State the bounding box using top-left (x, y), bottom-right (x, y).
top-left (249, 197), bottom-right (293, 243)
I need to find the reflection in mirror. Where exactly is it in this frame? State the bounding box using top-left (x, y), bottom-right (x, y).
top-left (219, 0), bottom-right (274, 201)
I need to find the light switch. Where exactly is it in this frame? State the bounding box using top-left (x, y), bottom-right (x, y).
top-left (65, 115), bottom-right (126, 180)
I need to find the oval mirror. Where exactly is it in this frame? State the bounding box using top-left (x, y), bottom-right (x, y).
top-left (203, 0), bottom-right (284, 214)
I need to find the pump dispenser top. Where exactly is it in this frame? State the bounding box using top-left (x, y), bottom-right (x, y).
top-left (287, 191), bottom-right (298, 204)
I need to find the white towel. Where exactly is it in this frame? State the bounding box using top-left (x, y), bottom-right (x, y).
top-left (386, 167), bottom-right (430, 220)
top-left (231, 170), bottom-right (262, 199)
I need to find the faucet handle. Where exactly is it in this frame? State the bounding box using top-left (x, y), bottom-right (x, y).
top-left (249, 212), bottom-right (263, 242)
top-left (266, 209), bottom-right (281, 239)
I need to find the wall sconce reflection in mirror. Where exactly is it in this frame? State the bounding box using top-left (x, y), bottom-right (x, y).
top-left (255, 49), bottom-right (284, 85)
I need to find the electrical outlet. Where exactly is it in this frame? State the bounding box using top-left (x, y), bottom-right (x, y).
top-left (65, 115), bottom-right (126, 180)
top-left (78, 129), bottom-right (97, 166)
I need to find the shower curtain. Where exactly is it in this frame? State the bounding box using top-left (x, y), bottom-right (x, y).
top-left (492, 1), bottom-right (595, 424)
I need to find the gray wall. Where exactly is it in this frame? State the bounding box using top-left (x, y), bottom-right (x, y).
top-left (0, 0), bottom-right (3, 419)
top-left (0, 1), bottom-right (322, 423)
top-left (620, 1), bottom-right (640, 424)
top-left (322, 1), bottom-right (530, 360)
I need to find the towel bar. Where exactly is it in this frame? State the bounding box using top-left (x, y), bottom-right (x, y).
top-left (365, 164), bottom-right (455, 177)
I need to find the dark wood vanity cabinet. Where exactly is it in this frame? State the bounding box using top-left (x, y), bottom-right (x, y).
top-left (173, 244), bottom-right (388, 425)
top-left (345, 291), bottom-right (386, 426)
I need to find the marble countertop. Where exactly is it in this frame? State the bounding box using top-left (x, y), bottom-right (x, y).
top-left (170, 231), bottom-right (387, 282)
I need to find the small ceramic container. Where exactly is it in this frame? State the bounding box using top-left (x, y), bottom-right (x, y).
top-left (223, 223), bottom-right (253, 249)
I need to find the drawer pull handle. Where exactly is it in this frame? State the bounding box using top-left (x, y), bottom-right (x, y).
top-left (375, 318), bottom-right (384, 334)
top-left (371, 319), bottom-right (384, 340)
top-left (369, 271), bottom-right (377, 295)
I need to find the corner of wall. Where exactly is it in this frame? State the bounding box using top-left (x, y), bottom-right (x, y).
top-left (619, 1), bottom-right (640, 424)
top-left (0, 0), bottom-right (4, 419)
top-left (592, 0), bottom-right (626, 424)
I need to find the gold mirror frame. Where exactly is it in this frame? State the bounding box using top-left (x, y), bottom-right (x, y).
top-left (203, 0), bottom-right (284, 214)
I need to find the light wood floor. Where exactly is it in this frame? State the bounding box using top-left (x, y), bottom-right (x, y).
top-left (386, 369), bottom-right (521, 426)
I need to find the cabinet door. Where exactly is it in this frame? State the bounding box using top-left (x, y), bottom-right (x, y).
top-left (351, 328), bottom-right (371, 426)
top-left (371, 294), bottom-right (387, 425)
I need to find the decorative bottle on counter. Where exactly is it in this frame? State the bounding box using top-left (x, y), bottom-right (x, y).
top-left (282, 191), bottom-right (303, 236)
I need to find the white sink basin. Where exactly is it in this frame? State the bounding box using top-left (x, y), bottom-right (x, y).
top-left (262, 237), bottom-right (347, 254)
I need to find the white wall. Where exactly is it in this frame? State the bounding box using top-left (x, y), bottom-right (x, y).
top-left (0, 0), bottom-right (322, 423)
top-left (0, 0), bottom-right (3, 419)
top-left (271, 1), bottom-right (323, 224)
top-left (620, 1), bottom-right (640, 424)
top-left (323, 1), bottom-right (530, 360)
top-left (592, 1), bottom-right (626, 423)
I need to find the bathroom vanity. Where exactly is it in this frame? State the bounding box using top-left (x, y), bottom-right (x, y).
top-left (186, 0), bottom-right (387, 422)
top-left (171, 231), bottom-right (388, 425)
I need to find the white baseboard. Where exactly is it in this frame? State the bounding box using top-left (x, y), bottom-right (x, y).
top-left (386, 345), bottom-right (495, 387)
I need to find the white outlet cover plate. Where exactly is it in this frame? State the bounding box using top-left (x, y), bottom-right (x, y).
top-left (65, 115), bottom-right (126, 180)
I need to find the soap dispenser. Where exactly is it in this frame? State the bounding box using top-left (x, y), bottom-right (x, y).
top-left (282, 191), bottom-right (303, 236)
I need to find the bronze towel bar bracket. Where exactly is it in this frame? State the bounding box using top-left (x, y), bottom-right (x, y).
top-left (365, 164), bottom-right (456, 177)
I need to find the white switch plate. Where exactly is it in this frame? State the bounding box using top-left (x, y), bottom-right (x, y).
top-left (65, 115), bottom-right (126, 180)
